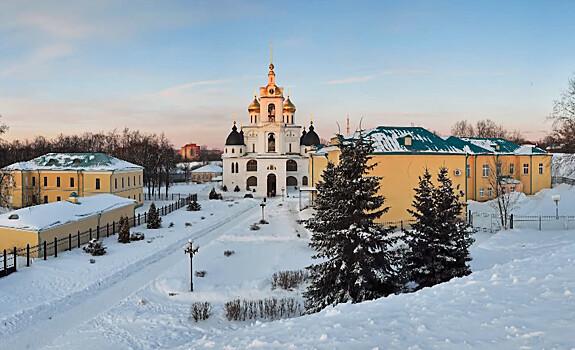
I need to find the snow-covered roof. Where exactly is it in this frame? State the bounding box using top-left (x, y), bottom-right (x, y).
top-left (446, 137), bottom-right (547, 155)
top-left (0, 194), bottom-right (136, 232)
top-left (4, 153), bottom-right (143, 171)
top-left (348, 126), bottom-right (464, 154)
top-left (192, 164), bottom-right (223, 173)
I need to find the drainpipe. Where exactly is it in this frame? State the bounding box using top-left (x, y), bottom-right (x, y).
top-left (530, 155), bottom-right (533, 194)
top-left (464, 153), bottom-right (468, 202)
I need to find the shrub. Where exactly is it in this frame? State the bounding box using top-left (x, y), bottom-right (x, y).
top-left (249, 223), bottom-right (260, 231)
top-left (234, 185), bottom-right (240, 192)
top-left (191, 302), bottom-right (212, 322)
top-left (244, 193), bottom-right (253, 198)
top-left (259, 219), bottom-right (269, 225)
top-left (83, 239), bottom-right (106, 256)
top-left (224, 250), bottom-right (235, 257)
top-left (224, 297), bottom-right (303, 321)
top-left (147, 203), bottom-right (162, 229)
top-left (209, 188), bottom-right (222, 200)
top-left (271, 270), bottom-right (309, 290)
top-left (195, 270), bottom-right (207, 277)
top-left (169, 222), bottom-right (174, 228)
top-left (130, 232), bottom-right (145, 241)
top-left (222, 185), bottom-right (228, 192)
top-left (185, 222), bottom-right (192, 227)
top-left (117, 216), bottom-right (131, 243)
top-left (187, 200), bottom-right (201, 211)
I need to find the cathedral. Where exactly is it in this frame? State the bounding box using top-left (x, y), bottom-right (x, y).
top-left (222, 62), bottom-right (321, 197)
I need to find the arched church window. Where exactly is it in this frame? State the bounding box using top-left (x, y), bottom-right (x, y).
top-left (286, 159), bottom-right (297, 171)
top-left (268, 133), bottom-right (276, 152)
top-left (235, 162), bottom-right (239, 173)
top-left (231, 162), bottom-right (235, 174)
top-left (247, 160), bottom-right (257, 172)
top-left (268, 104), bottom-right (275, 122)
top-left (302, 176), bottom-right (308, 186)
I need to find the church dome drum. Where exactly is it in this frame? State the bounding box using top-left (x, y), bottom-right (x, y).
top-left (248, 96), bottom-right (260, 112)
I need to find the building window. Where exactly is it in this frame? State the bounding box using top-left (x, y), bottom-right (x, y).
top-left (289, 143), bottom-right (292, 153)
top-left (32, 176), bottom-right (36, 187)
top-left (56, 177), bottom-right (61, 187)
top-left (488, 187), bottom-right (493, 197)
top-left (96, 178), bottom-right (101, 190)
top-left (139, 175), bottom-right (142, 185)
top-left (286, 176), bottom-right (298, 187)
top-left (302, 176), bottom-right (308, 186)
top-left (44, 177), bottom-right (48, 187)
top-left (231, 163), bottom-right (235, 174)
top-left (479, 188), bottom-right (485, 198)
top-left (286, 159), bottom-right (297, 172)
top-left (268, 133), bottom-right (276, 152)
top-left (466, 164), bottom-right (470, 177)
top-left (122, 177), bottom-right (125, 188)
top-left (523, 163), bottom-right (529, 175)
top-left (496, 163), bottom-right (502, 176)
top-left (44, 195), bottom-right (48, 203)
top-left (139, 193), bottom-right (142, 202)
top-left (247, 160), bottom-right (257, 172)
top-left (57, 196), bottom-right (61, 201)
top-left (232, 148), bottom-right (235, 153)
top-left (539, 163), bottom-right (543, 174)
top-left (128, 176), bottom-right (130, 187)
top-left (235, 162), bottom-right (239, 173)
top-left (268, 103), bottom-right (275, 122)
top-left (482, 164), bottom-right (490, 177)
top-left (509, 164), bottom-right (514, 174)
top-left (134, 176), bottom-right (136, 186)
top-left (247, 176), bottom-right (257, 189)
top-left (115, 178), bottom-right (118, 189)
top-left (70, 177), bottom-right (75, 187)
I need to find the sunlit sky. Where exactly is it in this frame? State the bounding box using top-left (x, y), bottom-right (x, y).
top-left (1, 0), bottom-right (574, 148)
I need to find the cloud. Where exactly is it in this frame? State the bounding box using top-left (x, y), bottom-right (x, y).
top-left (157, 80), bottom-right (230, 98)
top-left (0, 43), bottom-right (74, 77)
top-left (325, 69), bottom-right (430, 85)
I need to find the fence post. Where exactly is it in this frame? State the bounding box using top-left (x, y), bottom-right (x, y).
top-left (468, 210), bottom-right (472, 225)
top-left (26, 244), bottom-right (30, 267)
top-left (97, 226), bottom-right (100, 240)
top-left (113, 221), bottom-right (116, 234)
top-left (144, 212), bottom-right (147, 223)
top-left (539, 216), bottom-right (542, 231)
top-left (107, 223), bottom-right (109, 237)
top-left (54, 237), bottom-right (58, 258)
top-left (68, 234), bottom-right (72, 251)
top-left (510, 214), bottom-right (514, 230)
top-left (77, 230), bottom-right (81, 248)
top-left (133, 216), bottom-right (136, 227)
top-left (138, 213), bottom-right (141, 226)
top-left (13, 247), bottom-right (17, 272)
top-left (89, 228), bottom-right (92, 240)
top-left (3, 249), bottom-right (6, 271)
top-left (43, 241), bottom-right (47, 260)
top-left (400, 220), bottom-right (404, 231)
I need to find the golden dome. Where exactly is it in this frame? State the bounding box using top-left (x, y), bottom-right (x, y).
top-left (248, 96), bottom-right (260, 112)
top-left (283, 97), bottom-right (296, 112)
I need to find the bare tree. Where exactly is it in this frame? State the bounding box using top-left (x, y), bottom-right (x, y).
top-left (0, 170), bottom-right (13, 208)
top-left (487, 158), bottom-right (520, 229)
top-left (549, 75), bottom-right (575, 152)
top-left (451, 120), bottom-right (475, 137)
top-left (475, 119), bottom-right (507, 138)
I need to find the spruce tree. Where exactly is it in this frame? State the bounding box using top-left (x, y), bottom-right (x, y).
top-left (304, 134), bottom-right (398, 313)
top-left (433, 167), bottom-right (473, 281)
top-left (404, 169), bottom-right (440, 289)
top-left (187, 199), bottom-right (201, 211)
top-left (117, 216), bottom-right (131, 243)
top-left (147, 202), bottom-right (162, 229)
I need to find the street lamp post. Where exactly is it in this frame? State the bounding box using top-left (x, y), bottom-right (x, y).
top-left (260, 198), bottom-right (267, 223)
top-left (281, 187), bottom-right (285, 201)
top-left (552, 194), bottom-right (561, 219)
top-left (184, 239), bottom-right (199, 292)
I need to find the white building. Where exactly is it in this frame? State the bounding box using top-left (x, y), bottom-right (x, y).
top-left (222, 62), bottom-right (321, 197)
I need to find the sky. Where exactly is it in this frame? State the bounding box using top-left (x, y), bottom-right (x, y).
top-left (0, 0), bottom-right (574, 148)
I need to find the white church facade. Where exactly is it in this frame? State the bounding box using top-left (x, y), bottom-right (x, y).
top-left (222, 62), bottom-right (321, 197)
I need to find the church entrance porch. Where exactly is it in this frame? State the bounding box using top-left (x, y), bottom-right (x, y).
top-left (267, 173), bottom-right (277, 197)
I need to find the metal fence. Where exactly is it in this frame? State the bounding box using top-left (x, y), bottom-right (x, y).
top-left (144, 192), bottom-right (186, 201)
top-left (0, 193), bottom-right (197, 279)
top-left (552, 176), bottom-right (575, 186)
top-left (469, 210), bottom-right (575, 233)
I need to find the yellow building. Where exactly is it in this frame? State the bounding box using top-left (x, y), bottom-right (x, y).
top-left (309, 127), bottom-right (552, 223)
top-left (0, 193), bottom-right (136, 256)
top-left (5, 153), bottom-right (144, 209)
top-left (446, 137), bottom-right (552, 201)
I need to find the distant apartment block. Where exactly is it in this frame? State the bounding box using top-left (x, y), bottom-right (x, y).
top-left (180, 143), bottom-right (201, 161)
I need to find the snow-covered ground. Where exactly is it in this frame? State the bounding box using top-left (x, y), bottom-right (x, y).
top-left (1, 184), bottom-right (574, 349)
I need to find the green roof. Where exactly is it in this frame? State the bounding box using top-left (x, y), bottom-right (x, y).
top-left (446, 137), bottom-right (547, 155)
top-left (5, 153), bottom-right (143, 171)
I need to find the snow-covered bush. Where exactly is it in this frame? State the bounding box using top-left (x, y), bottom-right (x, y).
top-left (224, 297), bottom-right (303, 321)
top-left (209, 188), bottom-right (222, 200)
top-left (271, 270), bottom-right (309, 290)
top-left (83, 239), bottom-right (107, 256)
top-left (249, 223), bottom-right (260, 231)
top-left (191, 302), bottom-right (212, 322)
top-left (224, 250), bottom-right (235, 257)
top-left (187, 200), bottom-right (201, 211)
top-left (195, 270), bottom-right (207, 277)
top-left (185, 222), bottom-right (192, 227)
top-left (222, 185), bottom-right (228, 192)
top-left (147, 203), bottom-right (162, 229)
top-left (233, 185), bottom-right (240, 192)
top-left (259, 219), bottom-right (269, 225)
top-left (130, 232), bottom-right (145, 241)
top-left (244, 193), bottom-right (253, 198)
top-left (117, 216), bottom-right (131, 244)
